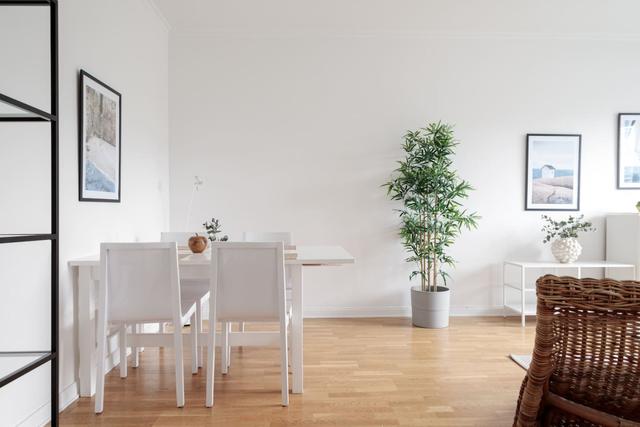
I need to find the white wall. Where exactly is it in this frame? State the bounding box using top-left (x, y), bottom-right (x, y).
top-left (167, 0), bottom-right (640, 317)
top-left (0, 0), bottom-right (170, 425)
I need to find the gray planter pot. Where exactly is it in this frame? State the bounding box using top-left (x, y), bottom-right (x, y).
top-left (411, 286), bottom-right (450, 328)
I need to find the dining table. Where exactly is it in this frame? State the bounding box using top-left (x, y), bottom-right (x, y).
top-left (68, 245), bottom-right (355, 398)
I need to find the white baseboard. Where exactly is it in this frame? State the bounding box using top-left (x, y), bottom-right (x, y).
top-left (18, 381), bottom-right (78, 427)
top-left (304, 306), bottom-right (410, 318)
top-left (304, 305), bottom-right (508, 318)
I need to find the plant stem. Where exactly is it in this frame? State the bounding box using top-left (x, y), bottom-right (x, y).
top-left (422, 210), bottom-right (428, 292)
top-left (432, 194), bottom-right (438, 292)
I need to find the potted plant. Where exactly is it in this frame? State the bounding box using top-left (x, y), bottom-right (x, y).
top-left (385, 122), bottom-right (479, 328)
top-left (203, 217), bottom-right (229, 242)
top-left (541, 214), bottom-right (595, 263)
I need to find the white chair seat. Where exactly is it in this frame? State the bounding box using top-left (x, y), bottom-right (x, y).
top-left (180, 279), bottom-right (209, 303)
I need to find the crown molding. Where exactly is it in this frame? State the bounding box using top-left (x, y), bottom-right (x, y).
top-left (145, 0), bottom-right (172, 33)
top-left (171, 29), bottom-right (640, 43)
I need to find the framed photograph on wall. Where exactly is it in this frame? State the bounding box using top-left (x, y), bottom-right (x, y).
top-left (78, 70), bottom-right (121, 202)
top-left (618, 113), bottom-right (640, 189)
top-left (525, 134), bottom-right (581, 211)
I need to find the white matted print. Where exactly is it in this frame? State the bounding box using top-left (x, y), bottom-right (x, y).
top-left (618, 113), bottom-right (640, 189)
top-left (79, 70), bottom-right (121, 202)
top-left (525, 134), bottom-right (581, 211)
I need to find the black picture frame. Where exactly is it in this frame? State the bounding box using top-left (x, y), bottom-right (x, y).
top-left (617, 113), bottom-right (640, 189)
top-left (78, 69), bottom-right (122, 202)
top-left (525, 133), bottom-right (581, 211)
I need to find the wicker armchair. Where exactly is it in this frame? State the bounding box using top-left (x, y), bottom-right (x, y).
top-left (513, 275), bottom-right (640, 427)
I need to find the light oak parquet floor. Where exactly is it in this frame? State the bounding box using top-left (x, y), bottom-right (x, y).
top-left (59, 317), bottom-right (535, 426)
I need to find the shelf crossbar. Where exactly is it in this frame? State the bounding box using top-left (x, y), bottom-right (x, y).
top-left (0, 352), bottom-right (55, 388)
top-left (0, 92), bottom-right (56, 122)
top-left (0, 1), bottom-right (53, 7)
top-left (0, 234), bottom-right (57, 244)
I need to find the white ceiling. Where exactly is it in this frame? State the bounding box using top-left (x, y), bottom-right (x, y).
top-left (152, 0), bottom-right (640, 36)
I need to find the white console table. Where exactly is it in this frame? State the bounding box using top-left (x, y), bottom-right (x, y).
top-left (503, 261), bottom-right (636, 327)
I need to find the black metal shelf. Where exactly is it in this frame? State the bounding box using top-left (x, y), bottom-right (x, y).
top-left (0, 92), bottom-right (56, 122)
top-left (0, 352), bottom-right (55, 388)
top-left (0, 234), bottom-right (57, 244)
top-left (0, 1), bottom-right (59, 425)
top-left (0, 1), bottom-right (55, 5)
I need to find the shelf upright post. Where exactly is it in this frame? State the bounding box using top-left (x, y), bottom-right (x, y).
top-left (50, 1), bottom-right (59, 425)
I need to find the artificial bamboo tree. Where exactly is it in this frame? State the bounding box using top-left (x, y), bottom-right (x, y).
top-left (385, 122), bottom-right (479, 293)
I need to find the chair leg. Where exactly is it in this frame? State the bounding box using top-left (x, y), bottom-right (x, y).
top-left (196, 300), bottom-right (203, 368)
top-left (226, 323), bottom-right (231, 369)
top-left (95, 313), bottom-right (107, 413)
top-left (280, 326), bottom-right (289, 406)
top-left (173, 322), bottom-right (185, 408)
top-left (206, 311), bottom-right (217, 407)
top-left (132, 324), bottom-right (140, 368)
top-left (119, 323), bottom-right (127, 378)
top-left (221, 321), bottom-right (229, 374)
top-left (191, 312), bottom-right (198, 374)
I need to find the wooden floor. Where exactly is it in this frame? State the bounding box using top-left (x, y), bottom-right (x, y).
top-left (59, 317), bottom-right (535, 426)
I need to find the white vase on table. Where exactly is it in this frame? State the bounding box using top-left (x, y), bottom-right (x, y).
top-left (551, 237), bottom-right (582, 263)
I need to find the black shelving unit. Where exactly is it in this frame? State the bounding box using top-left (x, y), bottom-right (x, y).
top-left (0, 1), bottom-right (58, 425)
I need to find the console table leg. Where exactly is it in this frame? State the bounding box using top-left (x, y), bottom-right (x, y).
top-left (521, 267), bottom-right (526, 327)
top-left (502, 263), bottom-right (507, 318)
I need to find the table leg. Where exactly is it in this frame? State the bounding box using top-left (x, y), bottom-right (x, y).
top-left (78, 267), bottom-right (96, 397)
top-left (502, 263), bottom-right (507, 318)
top-left (521, 266), bottom-right (526, 328)
top-left (290, 265), bottom-right (303, 394)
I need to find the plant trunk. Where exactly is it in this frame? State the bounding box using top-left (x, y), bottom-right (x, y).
top-left (432, 206), bottom-right (438, 293)
top-left (422, 210), bottom-right (429, 292)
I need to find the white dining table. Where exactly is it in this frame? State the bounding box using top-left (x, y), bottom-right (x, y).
top-left (68, 245), bottom-right (355, 398)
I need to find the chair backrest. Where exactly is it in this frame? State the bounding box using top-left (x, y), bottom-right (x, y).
top-left (100, 242), bottom-right (182, 323)
top-left (242, 231), bottom-right (292, 245)
top-left (210, 242), bottom-right (286, 322)
top-left (515, 275), bottom-right (640, 425)
top-left (161, 231), bottom-right (200, 247)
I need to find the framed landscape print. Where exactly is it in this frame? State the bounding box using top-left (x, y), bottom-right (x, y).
top-left (525, 134), bottom-right (581, 211)
top-left (618, 113), bottom-right (640, 189)
top-left (78, 70), bottom-right (121, 202)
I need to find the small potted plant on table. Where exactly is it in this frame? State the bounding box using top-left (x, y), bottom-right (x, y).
top-left (203, 217), bottom-right (229, 243)
top-left (541, 214), bottom-right (595, 263)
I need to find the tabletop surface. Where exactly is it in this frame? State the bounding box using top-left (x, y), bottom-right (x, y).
top-left (504, 260), bottom-right (635, 268)
top-left (68, 245), bottom-right (355, 267)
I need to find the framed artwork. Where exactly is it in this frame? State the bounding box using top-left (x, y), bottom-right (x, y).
top-left (525, 134), bottom-right (581, 211)
top-left (618, 113), bottom-right (640, 189)
top-left (78, 70), bottom-right (121, 202)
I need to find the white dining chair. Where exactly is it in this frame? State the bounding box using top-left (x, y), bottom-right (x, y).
top-left (95, 242), bottom-right (197, 413)
top-left (205, 242), bottom-right (290, 407)
top-left (239, 231), bottom-right (292, 329)
top-left (161, 231), bottom-right (210, 369)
